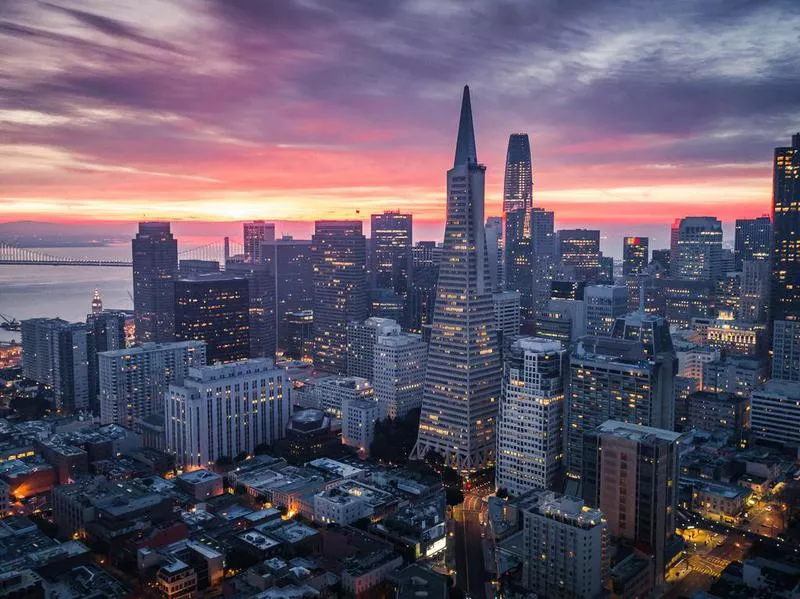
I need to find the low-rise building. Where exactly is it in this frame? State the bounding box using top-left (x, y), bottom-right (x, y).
top-left (175, 469), bottom-right (224, 501)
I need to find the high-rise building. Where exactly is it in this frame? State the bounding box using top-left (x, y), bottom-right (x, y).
top-left (771, 135), bottom-right (800, 381)
top-left (411, 87), bottom-right (501, 473)
top-left (165, 359), bottom-right (289, 468)
top-left (530, 207), bottom-right (556, 324)
top-left (662, 279), bottom-right (714, 329)
top-left (485, 216), bottom-right (504, 292)
top-left (739, 260), bottom-right (771, 323)
top-left (623, 237), bottom-right (649, 276)
top-left (582, 421), bottom-right (682, 581)
top-left (734, 216), bottom-right (771, 271)
top-left (672, 216), bottom-right (723, 281)
top-left (262, 237), bottom-right (313, 351)
top-left (566, 331), bottom-right (675, 479)
top-left (493, 290), bottom-right (521, 340)
top-left (534, 298), bottom-right (586, 344)
top-left (584, 285), bottom-right (628, 336)
top-left (702, 355), bottom-right (768, 397)
top-left (226, 260), bottom-right (276, 359)
top-left (21, 318), bottom-right (89, 413)
top-left (496, 337), bottom-right (566, 496)
top-left (772, 320), bottom-right (800, 382)
top-left (373, 332), bottom-right (427, 420)
top-left (132, 222), bottom-right (178, 343)
top-left (293, 375), bottom-right (374, 419)
top-left (370, 211), bottom-right (412, 296)
top-left (503, 133), bottom-right (534, 319)
top-left (99, 340), bottom-right (206, 429)
top-left (311, 221), bottom-right (368, 374)
top-left (243, 220), bottom-right (276, 264)
top-left (651, 249), bottom-right (671, 275)
top-left (346, 317), bottom-right (401, 381)
top-left (174, 273), bottom-right (250, 364)
top-left (558, 229), bottom-right (601, 283)
top-left (512, 490), bottom-right (608, 599)
top-left (91, 288), bottom-right (103, 315)
top-left (502, 133), bottom-right (533, 214)
top-left (86, 311), bottom-right (126, 413)
top-left (751, 379), bottom-right (800, 449)
top-left (285, 309), bottom-right (314, 360)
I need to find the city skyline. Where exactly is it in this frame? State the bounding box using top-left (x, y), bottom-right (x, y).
top-left (2, 1), bottom-right (799, 227)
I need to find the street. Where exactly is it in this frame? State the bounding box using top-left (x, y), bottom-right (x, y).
top-left (453, 494), bottom-right (489, 599)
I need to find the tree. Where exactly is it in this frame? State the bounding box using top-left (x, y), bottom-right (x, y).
top-left (369, 408), bottom-right (421, 465)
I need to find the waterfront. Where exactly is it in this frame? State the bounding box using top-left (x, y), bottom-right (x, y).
top-left (0, 245), bottom-right (133, 342)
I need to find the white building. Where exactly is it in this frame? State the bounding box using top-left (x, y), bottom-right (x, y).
top-left (493, 290), bottom-right (521, 338)
top-left (516, 490), bottom-right (608, 599)
top-left (314, 487), bottom-right (373, 525)
top-left (346, 317), bottom-right (401, 380)
top-left (373, 332), bottom-right (427, 419)
top-left (342, 398), bottom-right (380, 457)
top-left (584, 285), bottom-right (628, 336)
top-left (293, 375), bottom-right (374, 419)
top-left (99, 341), bottom-right (206, 429)
top-left (165, 359), bottom-right (290, 468)
top-left (751, 379), bottom-right (800, 449)
top-left (496, 337), bottom-right (566, 496)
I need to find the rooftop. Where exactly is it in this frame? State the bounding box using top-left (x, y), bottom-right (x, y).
top-left (307, 458), bottom-right (364, 480)
top-left (178, 468), bottom-right (222, 485)
top-left (596, 420), bottom-right (683, 443)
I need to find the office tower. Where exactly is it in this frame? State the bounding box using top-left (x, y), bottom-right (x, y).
top-left (623, 237), bottom-right (649, 276)
top-left (341, 398), bottom-right (380, 457)
top-left (771, 135), bottom-right (800, 384)
top-left (566, 332), bottom-right (675, 479)
top-left (662, 279), bottom-right (714, 329)
top-left (703, 355), bottom-right (768, 397)
top-left (86, 311), bottom-right (126, 413)
top-left (412, 87), bottom-right (502, 473)
top-left (584, 285), bottom-right (628, 336)
top-left (514, 490), bottom-right (608, 599)
top-left (651, 249), bottom-right (670, 275)
top-left (598, 254), bottom-right (614, 284)
top-left (373, 332), bottom-right (427, 419)
top-left (705, 319), bottom-right (767, 357)
top-left (558, 229), bottom-right (601, 283)
top-left (685, 391), bottom-right (750, 437)
top-left (740, 260), bottom-right (771, 323)
top-left (503, 134), bottom-right (534, 317)
top-left (54, 323), bottom-right (89, 413)
top-left (99, 340), bottom-right (206, 429)
top-left (505, 208), bottom-right (533, 319)
top-left (534, 298), bottom-right (586, 344)
top-left (312, 221), bottom-right (368, 374)
top-left (721, 248), bottom-right (735, 274)
top-left (582, 421), bottom-right (681, 581)
top-left (485, 216), bottom-right (504, 291)
top-left (132, 222), bottom-right (178, 343)
top-left (369, 288), bottom-right (405, 322)
top-left (673, 338), bottom-right (719, 388)
top-left (493, 290), bottom-right (521, 339)
top-left (370, 211), bottom-right (412, 296)
top-left (551, 281), bottom-right (586, 301)
top-left (21, 318), bottom-right (89, 413)
top-left (735, 216), bottom-right (771, 270)
top-left (609, 308), bottom-right (674, 360)
top-left (165, 359), bottom-right (289, 468)
top-left (285, 309), bottom-right (314, 360)
top-left (751, 379), bottom-right (800, 449)
top-left (226, 260), bottom-right (276, 359)
top-left (262, 237), bottom-right (313, 351)
top-left (496, 337), bottom-right (566, 496)
top-left (178, 259), bottom-right (220, 275)
top-left (772, 320), bottom-right (800, 381)
top-left (408, 241), bottom-right (440, 333)
top-left (174, 272), bottom-right (250, 364)
top-left (346, 317), bottom-right (402, 380)
top-left (672, 216), bottom-right (723, 281)
top-left (530, 207), bottom-right (556, 322)
top-left (293, 375), bottom-right (374, 419)
top-left (243, 220), bottom-right (275, 264)
top-left (503, 133), bottom-right (533, 214)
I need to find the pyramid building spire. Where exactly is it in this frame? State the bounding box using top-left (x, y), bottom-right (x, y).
top-left (453, 85), bottom-right (478, 167)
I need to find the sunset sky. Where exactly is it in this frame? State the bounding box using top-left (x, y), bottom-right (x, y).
top-left (2, 0), bottom-right (798, 237)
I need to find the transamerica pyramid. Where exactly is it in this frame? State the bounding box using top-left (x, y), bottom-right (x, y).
top-left (410, 86), bottom-right (502, 474)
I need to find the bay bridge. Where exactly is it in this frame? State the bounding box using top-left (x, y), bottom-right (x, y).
top-left (0, 238), bottom-right (244, 267)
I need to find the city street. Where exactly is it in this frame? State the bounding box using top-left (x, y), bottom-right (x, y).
top-left (453, 494), bottom-right (489, 599)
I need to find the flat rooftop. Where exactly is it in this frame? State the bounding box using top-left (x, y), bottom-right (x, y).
top-left (597, 420), bottom-right (683, 443)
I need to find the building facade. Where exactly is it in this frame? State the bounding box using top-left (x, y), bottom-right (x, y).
top-left (623, 236), bottom-right (649, 276)
top-left (346, 317), bottom-right (401, 381)
top-left (132, 222), bottom-right (178, 343)
top-left (373, 332), bottom-right (427, 420)
top-left (412, 87), bottom-right (502, 473)
top-left (584, 285), bottom-right (628, 337)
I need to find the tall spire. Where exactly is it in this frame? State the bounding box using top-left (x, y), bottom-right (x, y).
top-left (454, 85), bottom-right (478, 167)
